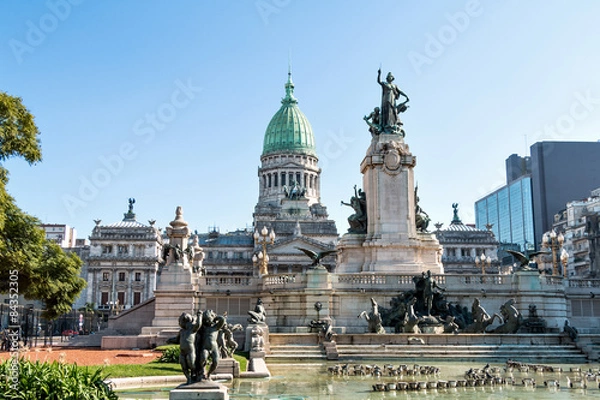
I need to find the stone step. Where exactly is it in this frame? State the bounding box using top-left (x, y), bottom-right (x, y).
top-left (267, 344), bottom-right (325, 360)
top-left (334, 344), bottom-right (587, 362)
top-left (336, 344), bottom-right (580, 352)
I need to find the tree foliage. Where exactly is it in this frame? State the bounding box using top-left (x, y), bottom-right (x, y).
top-left (0, 91), bottom-right (85, 319)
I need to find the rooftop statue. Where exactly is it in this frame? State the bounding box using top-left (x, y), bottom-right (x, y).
top-left (376, 68), bottom-right (409, 135)
top-left (128, 198), bottom-right (135, 213)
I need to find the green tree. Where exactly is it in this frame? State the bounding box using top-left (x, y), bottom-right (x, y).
top-left (0, 91), bottom-right (85, 319)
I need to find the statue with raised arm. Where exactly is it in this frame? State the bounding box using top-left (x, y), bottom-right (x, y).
top-left (341, 185), bottom-right (367, 234)
top-left (377, 68), bottom-right (409, 135)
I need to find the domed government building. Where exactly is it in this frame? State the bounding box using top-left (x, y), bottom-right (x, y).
top-left (91, 71), bottom-right (597, 355)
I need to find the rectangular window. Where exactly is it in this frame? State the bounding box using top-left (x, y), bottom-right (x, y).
top-left (101, 292), bottom-right (109, 305)
top-left (118, 245), bottom-right (128, 254)
top-left (135, 272), bottom-right (141, 281)
top-left (118, 272), bottom-right (126, 281)
top-left (102, 245), bottom-right (113, 254)
top-left (133, 292), bottom-right (141, 305)
top-left (102, 272), bottom-right (110, 281)
top-left (281, 173), bottom-right (286, 186)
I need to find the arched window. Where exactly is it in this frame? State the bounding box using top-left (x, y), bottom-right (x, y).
top-left (274, 173), bottom-right (278, 187)
top-left (268, 174), bottom-right (272, 188)
top-left (263, 175), bottom-right (267, 189)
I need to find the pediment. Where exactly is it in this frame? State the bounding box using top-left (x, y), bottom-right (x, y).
top-left (270, 236), bottom-right (332, 255)
top-left (278, 160), bottom-right (305, 168)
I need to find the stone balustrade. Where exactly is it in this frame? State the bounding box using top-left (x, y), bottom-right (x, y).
top-left (203, 276), bottom-right (253, 286)
top-left (568, 278), bottom-right (600, 288)
top-left (263, 274), bottom-right (303, 290)
top-left (542, 275), bottom-right (564, 286)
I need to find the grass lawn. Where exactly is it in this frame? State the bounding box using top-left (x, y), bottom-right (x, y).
top-left (98, 362), bottom-right (182, 378)
top-left (86, 353), bottom-right (248, 379)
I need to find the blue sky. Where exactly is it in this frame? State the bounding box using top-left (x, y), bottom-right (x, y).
top-left (2, 1), bottom-right (600, 240)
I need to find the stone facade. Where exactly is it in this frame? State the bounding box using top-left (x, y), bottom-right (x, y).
top-left (85, 204), bottom-right (162, 314)
top-left (434, 209), bottom-right (501, 275)
top-left (552, 187), bottom-right (600, 277)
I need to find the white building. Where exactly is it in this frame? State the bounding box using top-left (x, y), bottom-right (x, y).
top-left (41, 224), bottom-right (77, 248)
top-left (85, 200), bottom-right (162, 313)
top-left (553, 188), bottom-right (600, 277)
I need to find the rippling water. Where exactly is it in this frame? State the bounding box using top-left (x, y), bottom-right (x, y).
top-left (118, 360), bottom-right (600, 399)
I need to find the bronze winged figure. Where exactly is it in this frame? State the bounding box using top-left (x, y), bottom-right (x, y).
top-left (506, 250), bottom-right (548, 270)
top-left (295, 247), bottom-right (337, 267)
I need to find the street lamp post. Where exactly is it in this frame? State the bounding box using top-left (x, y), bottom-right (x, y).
top-left (475, 253), bottom-right (491, 274)
top-left (253, 226), bottom-right (275, 277)
top-left (542, 229), bottom-right (565, 276)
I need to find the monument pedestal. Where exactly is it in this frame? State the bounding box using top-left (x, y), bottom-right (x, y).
top-left (152, 262), bottom-right (197, 327)
top-left (337, 134), bottom-right (443, 274)
top-left (214, 358), bottom-right (240, 378)
top-left (169, 381), bottom-right (228, 400)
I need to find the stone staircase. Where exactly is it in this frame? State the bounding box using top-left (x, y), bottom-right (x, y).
top-left (266, 333), bottom-right (589, 364)
top-left (267, 344), bottom-right (326, 361)
top-left (334, 343), bottom-right (588, 363)
top-left (577, 334), bottom-right (600, 362)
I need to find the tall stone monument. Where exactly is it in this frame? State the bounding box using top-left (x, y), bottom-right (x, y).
top-left (151, 206), bottom-right (199, 327)
top-left (337, 69), bottom-right (443, 274)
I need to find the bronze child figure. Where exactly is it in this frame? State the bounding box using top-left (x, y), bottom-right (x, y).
top-left (169, 311), bottom-right (202, 384)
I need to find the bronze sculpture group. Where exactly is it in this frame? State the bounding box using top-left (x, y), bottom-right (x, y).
top-left (357, 270), bottom-right (528, 335)
top-left (364, 69), bottom-right (409, 136)
top-left (168, 309), bottom-right (226, 384)
top-left (169, 302), bottom-right (265, 385)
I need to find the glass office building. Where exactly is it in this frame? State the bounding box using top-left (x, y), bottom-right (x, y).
top-left (475, 176), bottom-right (534, 251)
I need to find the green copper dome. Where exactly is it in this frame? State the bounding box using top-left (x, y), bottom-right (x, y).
top-left (262, 73), bottom-right (316, 157)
